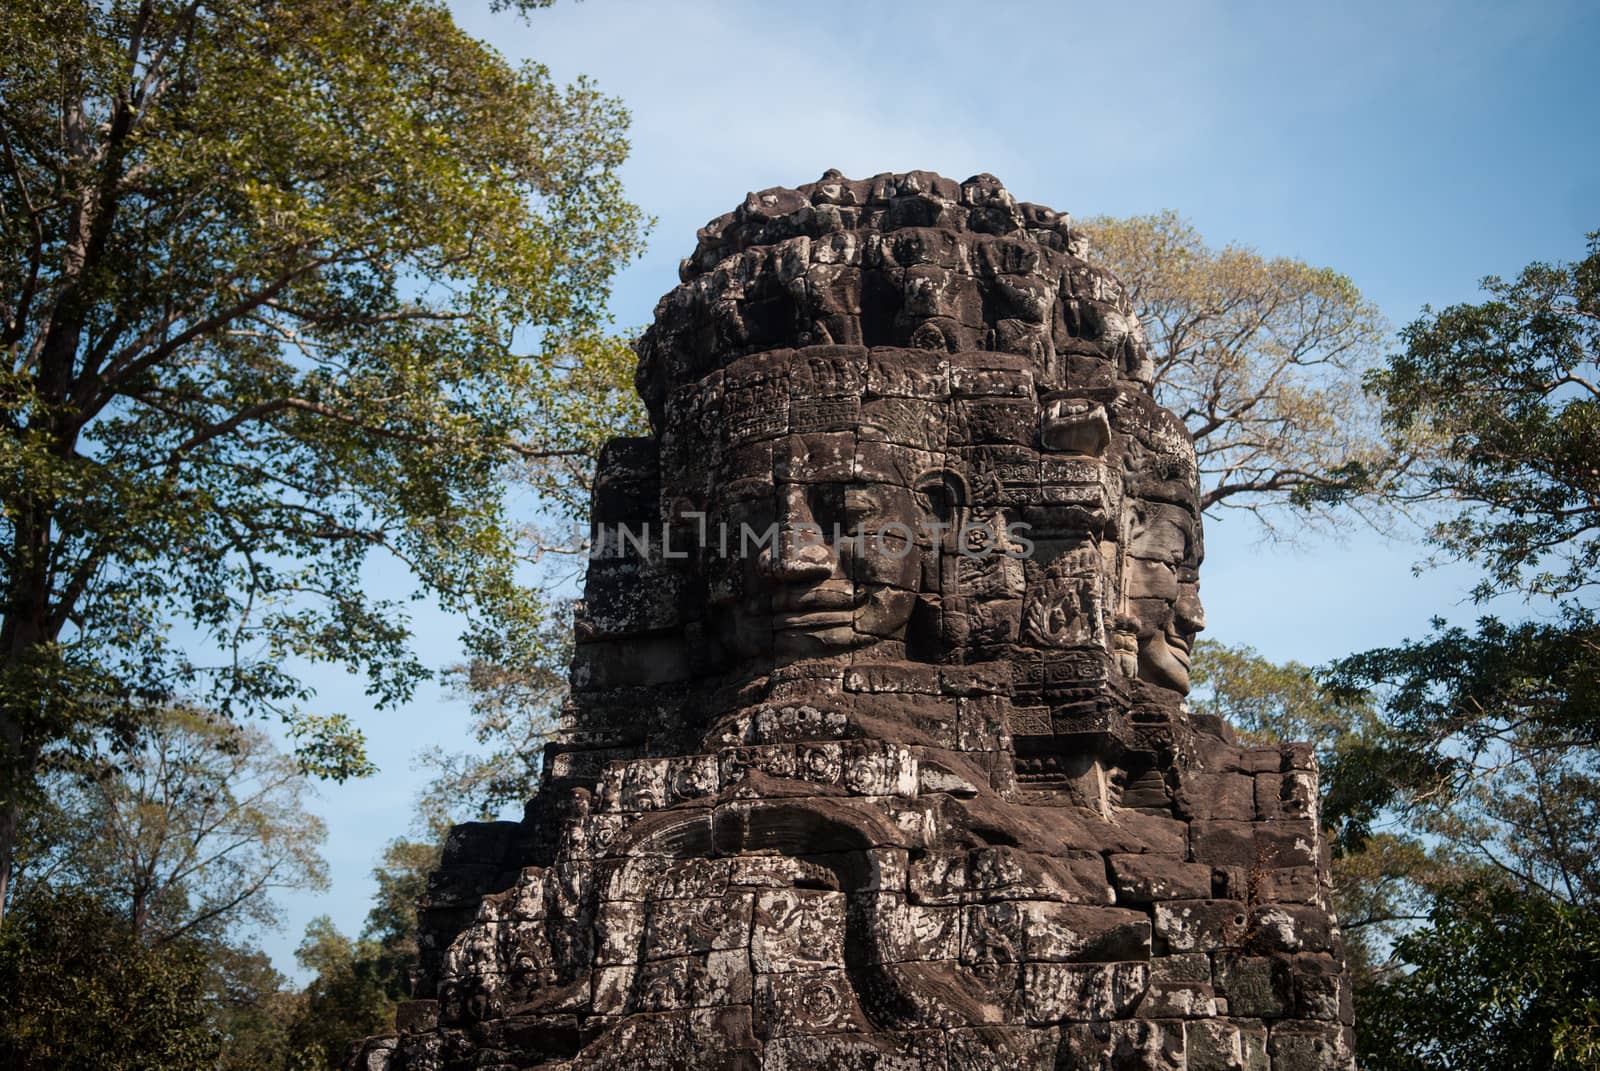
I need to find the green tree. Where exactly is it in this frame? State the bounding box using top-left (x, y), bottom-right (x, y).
top-left (7, 709), bottom-right (326, 1068)
top-left (1080, 212), bottom-right (1402, 532)
top-left (1358, 883), bottom-right (1600, 1071)
top-left (0, 887), bottom-right (219, 1070)
top-left (1326, 230), bottom-right (1600, 1067)
top-left (1369, 230), bottom-right (1600, 599)
top-left (1191, 638), bottom-right (1376, 747)
top-left (11, 707), bottom-right (327, 945)
top-left (0, 0), bottom-right (647, 918)
top-left (287, 917), bottom-right (398, 1069)
top-left (206, 944), bottom-right (301, 1071)
top-left (1327, 614), bottom-right (1600, 831)
top-left (1326, 622), bottom-right (1600, 1067)
top-left (1328, 230), bottom-right (1600, 819)
top-left (284, 837), bottom-right (440, 1068)
top-left (421, 603), bottom-right (573, 825)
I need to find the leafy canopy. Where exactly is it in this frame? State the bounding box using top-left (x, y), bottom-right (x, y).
top-left (0, 888), bottom-right (219, 1070)
top-left (1368, 232), bottom-right (1600, 600)
top-left (1081, 211), bottom-right (1400, 533)
top-left (13, 708), bottom-right (328, 945)
top-left (1328, 232), bottom-right (1600, 821)
top-left (0, 0), bottom-right (646, 803)
top-left (1357, 884), bottom-right (1600, 1071)
top-left (1324, 230), bottom-right (1600, 1068)
top-left (284, 836), bottom-right (440, 1069)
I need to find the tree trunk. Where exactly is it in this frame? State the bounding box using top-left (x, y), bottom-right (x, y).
top-left (0, 667), bottom-right (38, 927)
top-left (0, 667), bottom-right (42, 928)
top-left (0, 797), bottom-right (15, 925)
top-left (0, 499), bottom-right (59, 928)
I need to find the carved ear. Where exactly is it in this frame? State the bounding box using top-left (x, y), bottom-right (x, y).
top-left (913, 468), bottom-right (968, 520)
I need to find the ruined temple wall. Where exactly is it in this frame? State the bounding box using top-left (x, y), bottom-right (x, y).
top-left (392, 732), bottom-right (1352, 1070)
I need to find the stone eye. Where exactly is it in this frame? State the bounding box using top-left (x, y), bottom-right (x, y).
top-left (842, 487), bottom-right (877, 522)
top-left (807, 485), bottom-right (848, 532)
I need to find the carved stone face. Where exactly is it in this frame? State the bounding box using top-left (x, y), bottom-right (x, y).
top-left (1125, 503), bottom-right (1206, 694)
top-left (662, 347), bottom-right (1205, 693)
top-left (707, 466), bottom-right (927, 664)
top-left (1029, 390), bottom-right (1207, 699)
top-left (672, 348), bottom-right (940, 670)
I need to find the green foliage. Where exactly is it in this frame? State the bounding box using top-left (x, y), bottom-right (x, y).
top-left (1331, 230), bottom-right (1600, 1065)
top-left (286, 917), bottom-right (401, 1070)
top-left (284, 837), bottom-right (439, 1068)
top-left (363, 836), bottom-right (441, 956)
top-left (1327, 832), bottom-right (1446, 981)
top-left (0, 0), bottom-right (646, 907)
top-left (1080, 212), bottom-right (1399, 532)
top-left (437, 343), bottom-right (646, 819)
top-left (423, 604), bottom-right (573, 824)
top-left (12, 706), bottom-right (327, 944)
top-left (1326, 611), bottom-right (1600, 807)
top-left (5, 707), bottom-right (329, 1066)
top-left (1358, 884), bottom-right (1600, 1071)
top-left (0, 888), bottom-right (219, 1070)
top-left (1327, 231), bottom-right (1600, 852)
top-left (1327, 618), bottom-right (1600, 1064)
top-left (205, 944), bottom-right (301, 1071)
top-left (1191, 638), bottom-right (1372, 747)
top-left (1368, 232), bottom-right (1600, 600)
top-left (6, 716), bottom-right (428, 1069)
top-left (514, 335), bottom-right (650, 524)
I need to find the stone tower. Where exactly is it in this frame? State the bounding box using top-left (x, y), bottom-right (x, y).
top-left (350, 171), bottom-right (1356, 1070)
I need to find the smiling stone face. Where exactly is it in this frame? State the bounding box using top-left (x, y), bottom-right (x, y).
top-left (655, 343), bottom-right (1206, 701)
top-left (667, 347), bottom-right (940, 670)
top-left (1118, 405), bottom-right (1206, 696)
top-left (1125, 502), bottom-right (1206, 694)
top-left (1018, 387), bottom-right (1208, 704)
top-left (707, 463), bottom-right (928, 665)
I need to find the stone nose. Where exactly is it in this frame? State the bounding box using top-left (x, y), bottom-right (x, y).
top-left (1175, 588), bottom-right (1206, 635)
top-left (761, 528), bottom-right (836, 582)
top-left (760, 486), bottom-right (837, 583)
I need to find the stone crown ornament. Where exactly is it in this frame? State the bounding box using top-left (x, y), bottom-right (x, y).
top-left (349, 171), bottom-right (1356, 1071)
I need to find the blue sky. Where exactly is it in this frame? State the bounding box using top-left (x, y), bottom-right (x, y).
top-left (255, 0), bottom-right (1600, 977)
